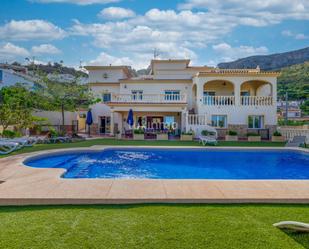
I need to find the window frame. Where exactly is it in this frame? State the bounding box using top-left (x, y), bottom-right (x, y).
top-left (248, 115), bottom-right (264, 129)
top-left (211, 115), bottom-right (227, 128)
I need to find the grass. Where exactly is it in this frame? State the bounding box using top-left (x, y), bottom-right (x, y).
top-left (0, 138), bottom-right (286, 158)
top-left (0, 204), bottom-right (308, 249)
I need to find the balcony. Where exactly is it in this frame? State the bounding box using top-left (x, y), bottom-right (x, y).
top-left (241, 96), bottom-right (273, 106)
top-left (203, 96), bottom-right (235, 106)
top-left (110, 94), bottom-right (187, 104)
top-left (202, 96), bottom-right (274, 106)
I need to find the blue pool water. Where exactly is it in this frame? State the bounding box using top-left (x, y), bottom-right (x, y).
top-left (24, 149), bottom-right (309, 179)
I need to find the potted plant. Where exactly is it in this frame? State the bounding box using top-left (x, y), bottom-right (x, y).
top-left (272, 131), bottom-right (285, 142)
top-left (133, 128), bottom-right (145, 140)
top-left (247, 132), bottom-right (261, 142)
top-left (116, 130), bottom-right (122, 140)
top-left (225, 130), bottom-right (238, 141)
top-left (156, 131), bottom-right (168, 141)
top-left (181, 130), bottom-right (194, 141)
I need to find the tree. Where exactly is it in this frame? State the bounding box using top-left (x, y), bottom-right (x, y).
top-left (0, 84), bottom-right (40, 132)
top-left (300, 100), bottom-right (309, 115)
top-left (36, 77), bottom-right (98, 133)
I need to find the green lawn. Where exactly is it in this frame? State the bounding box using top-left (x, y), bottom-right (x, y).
top-left (0, 138), bottom-right (286, 158)
top-left (0, 204), bottom-right (308, 249)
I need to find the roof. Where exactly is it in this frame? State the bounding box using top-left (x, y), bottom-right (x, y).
top-left (84, 65), bottom-right (132, 78)
top-left (197, 68), bottom-right (280, 77)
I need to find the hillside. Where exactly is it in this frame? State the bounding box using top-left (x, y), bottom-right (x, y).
top-left (277, 62), bottom-right (309, 100)
top-left (218, 47), bottom-right (309, 70)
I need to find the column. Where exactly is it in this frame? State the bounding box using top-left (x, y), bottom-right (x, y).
top-left (110, 111), bottom-right (114, 136)
top-left (234, 81), bottom-right (241, 106)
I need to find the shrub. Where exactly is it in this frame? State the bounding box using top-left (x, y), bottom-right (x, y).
top-left (134, 128), bottom-right (144, 134)
top-left (228, 130), bottom-right (237, 136)
top-left (1, 130), bottom-right (22, 138)
top-left (273, 131), bottom-right (282, 136)
top-left (182, 130), bottom-right (193, 135)
top-left (247, 132), bottom-right (260, 137)
top-left (201, 130), bottom-right (216, 136)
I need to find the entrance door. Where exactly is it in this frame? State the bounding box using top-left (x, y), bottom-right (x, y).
top-left (147, 116), bottom-right (164, 130)
top-left (100, 116), bottom-right (111, 134)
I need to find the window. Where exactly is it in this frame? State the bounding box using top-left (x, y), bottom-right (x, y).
top-left (203, 91), bottom-right (216, 105)
top-left (248, 115), bottom-right (264, 129)
top-left (132, 90), bottom-right (143, 100)
top-left (102, 93), bottom-right (111, 103)
top-left (203, 91), bottom-right (215, 96)
top-left (165, 90), bottom-right (180, 101)
top-left (211, 115), bottom-right (227, 128)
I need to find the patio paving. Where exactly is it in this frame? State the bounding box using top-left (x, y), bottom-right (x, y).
top-left (0, 146), bottom-right (308, 205)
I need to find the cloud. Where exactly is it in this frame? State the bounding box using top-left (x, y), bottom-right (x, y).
top-left (282, 30), bottom-right (308, 40)
top-left (70, 9), bottom-right (235, 67)
top-left (98, 7), bottom-right (135, 19)
top-left (212, 42), bottom-right (268, 62)
top-left (31, 44), bottom-right (61, 54)
top-left (0, 42), bottom-right (30, 60)
top-left (30, 0), bottom-right (121, 5)
top-left (89, 52), bottom-right (134, 66)
top-left (178, 0), bottom-right (309, 26)
top-left (0, 20), bottom-right (66, 41)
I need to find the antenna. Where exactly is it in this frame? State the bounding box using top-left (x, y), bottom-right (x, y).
top-left (153, 48), bottom-right (160, 59)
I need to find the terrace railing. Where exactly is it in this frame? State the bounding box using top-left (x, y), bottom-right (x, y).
top-left (203, 96), bottom-right (235, 106)
top-left (111, 94), bottom-right (187, 104)
top-left (241, 96), bottom-right (273, 106)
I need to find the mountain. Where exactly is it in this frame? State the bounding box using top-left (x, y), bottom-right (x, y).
top-left (277, 62), bottom-right (309, 100)
top-left (218, 47), bottom-right (309, 71)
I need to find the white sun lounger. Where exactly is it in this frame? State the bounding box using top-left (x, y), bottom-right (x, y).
top-left (199, 135), bottom-right (218, 145)
top-left (0, 141), bottom-right (19, 155)
top-left (273, 221), bottom-right (309, 232)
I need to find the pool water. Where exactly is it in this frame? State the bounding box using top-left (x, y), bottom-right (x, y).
top-left (24, 149), bottom-right (309, 179)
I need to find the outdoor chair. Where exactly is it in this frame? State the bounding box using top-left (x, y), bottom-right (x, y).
top-left (199, 135), bottom-right (218, 146)
top-left (0, 141), bottom-right (19, 155)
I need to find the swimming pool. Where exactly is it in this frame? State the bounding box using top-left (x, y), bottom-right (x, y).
top-left (24, 148), bottom-right (309, 179)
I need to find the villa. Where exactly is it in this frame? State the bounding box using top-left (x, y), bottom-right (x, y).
top-left (86, 59), bottom-right (280, 139)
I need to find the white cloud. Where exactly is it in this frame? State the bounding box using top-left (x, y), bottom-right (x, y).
top-left (0, 20), bottom-right (66, 41)
top-left (98, 7), bottom-right (135, 19)
top-left (282, 30), bottom-right (308, 40)
top-left (69, 3), bottom-right (307, 68)
top-left (31, 44), bottom-right (61, 54)
top-left (89, 52), bottom-right (134, 66)
top-left (212, 43), bottom-right (268, 62)
top-left (70, 9), bottom-right (235, 67)
top-left (178, 0), bottom-right (309, 26)
top-left (30, 0), bottom-right (120, 5)
top-left (0, 42), bottom-right (29, 60)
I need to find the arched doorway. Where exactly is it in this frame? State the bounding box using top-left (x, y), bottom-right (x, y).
top-left (203, 80), bottom-right (235, 105)
top-left (240, 80), bottom-right (273, 105)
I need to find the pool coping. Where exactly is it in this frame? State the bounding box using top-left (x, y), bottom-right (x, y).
top-left (0, 146), bottom-right (308, 205)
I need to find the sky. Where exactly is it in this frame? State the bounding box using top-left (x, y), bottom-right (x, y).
top-left (0, 0), bottom-right (308, 69)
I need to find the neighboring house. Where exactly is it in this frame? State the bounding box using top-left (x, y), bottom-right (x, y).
top-left (0, 66), bottom-right (81, 134)
top-left (0, 68), bottom-right (34, 89)
top-left (279, 108), bottom-right (302, 119)
top-left (86, 59), bottom-right (279, 138)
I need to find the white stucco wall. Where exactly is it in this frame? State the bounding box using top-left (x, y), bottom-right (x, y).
top-left (88, 69), bottom-right (126, 83)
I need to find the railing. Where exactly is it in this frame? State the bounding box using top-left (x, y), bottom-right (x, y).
top-left (188, 114), bottom-right (207, 126)
top-left (203, 96), bottom-right (235, 106)
top-left (111, 94), bottom-right (187, 103)
top-left (241, 96), bottom-right (273, 106)
top-left (278, 127), bottom-right (309, 143)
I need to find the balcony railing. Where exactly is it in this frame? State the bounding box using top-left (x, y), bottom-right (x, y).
top-left (241, 96), bottom-right (273, 106)
top-left (111, 94), bottom-right (187, 104)
top-left (203, 96), bottom-right (235, 106)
